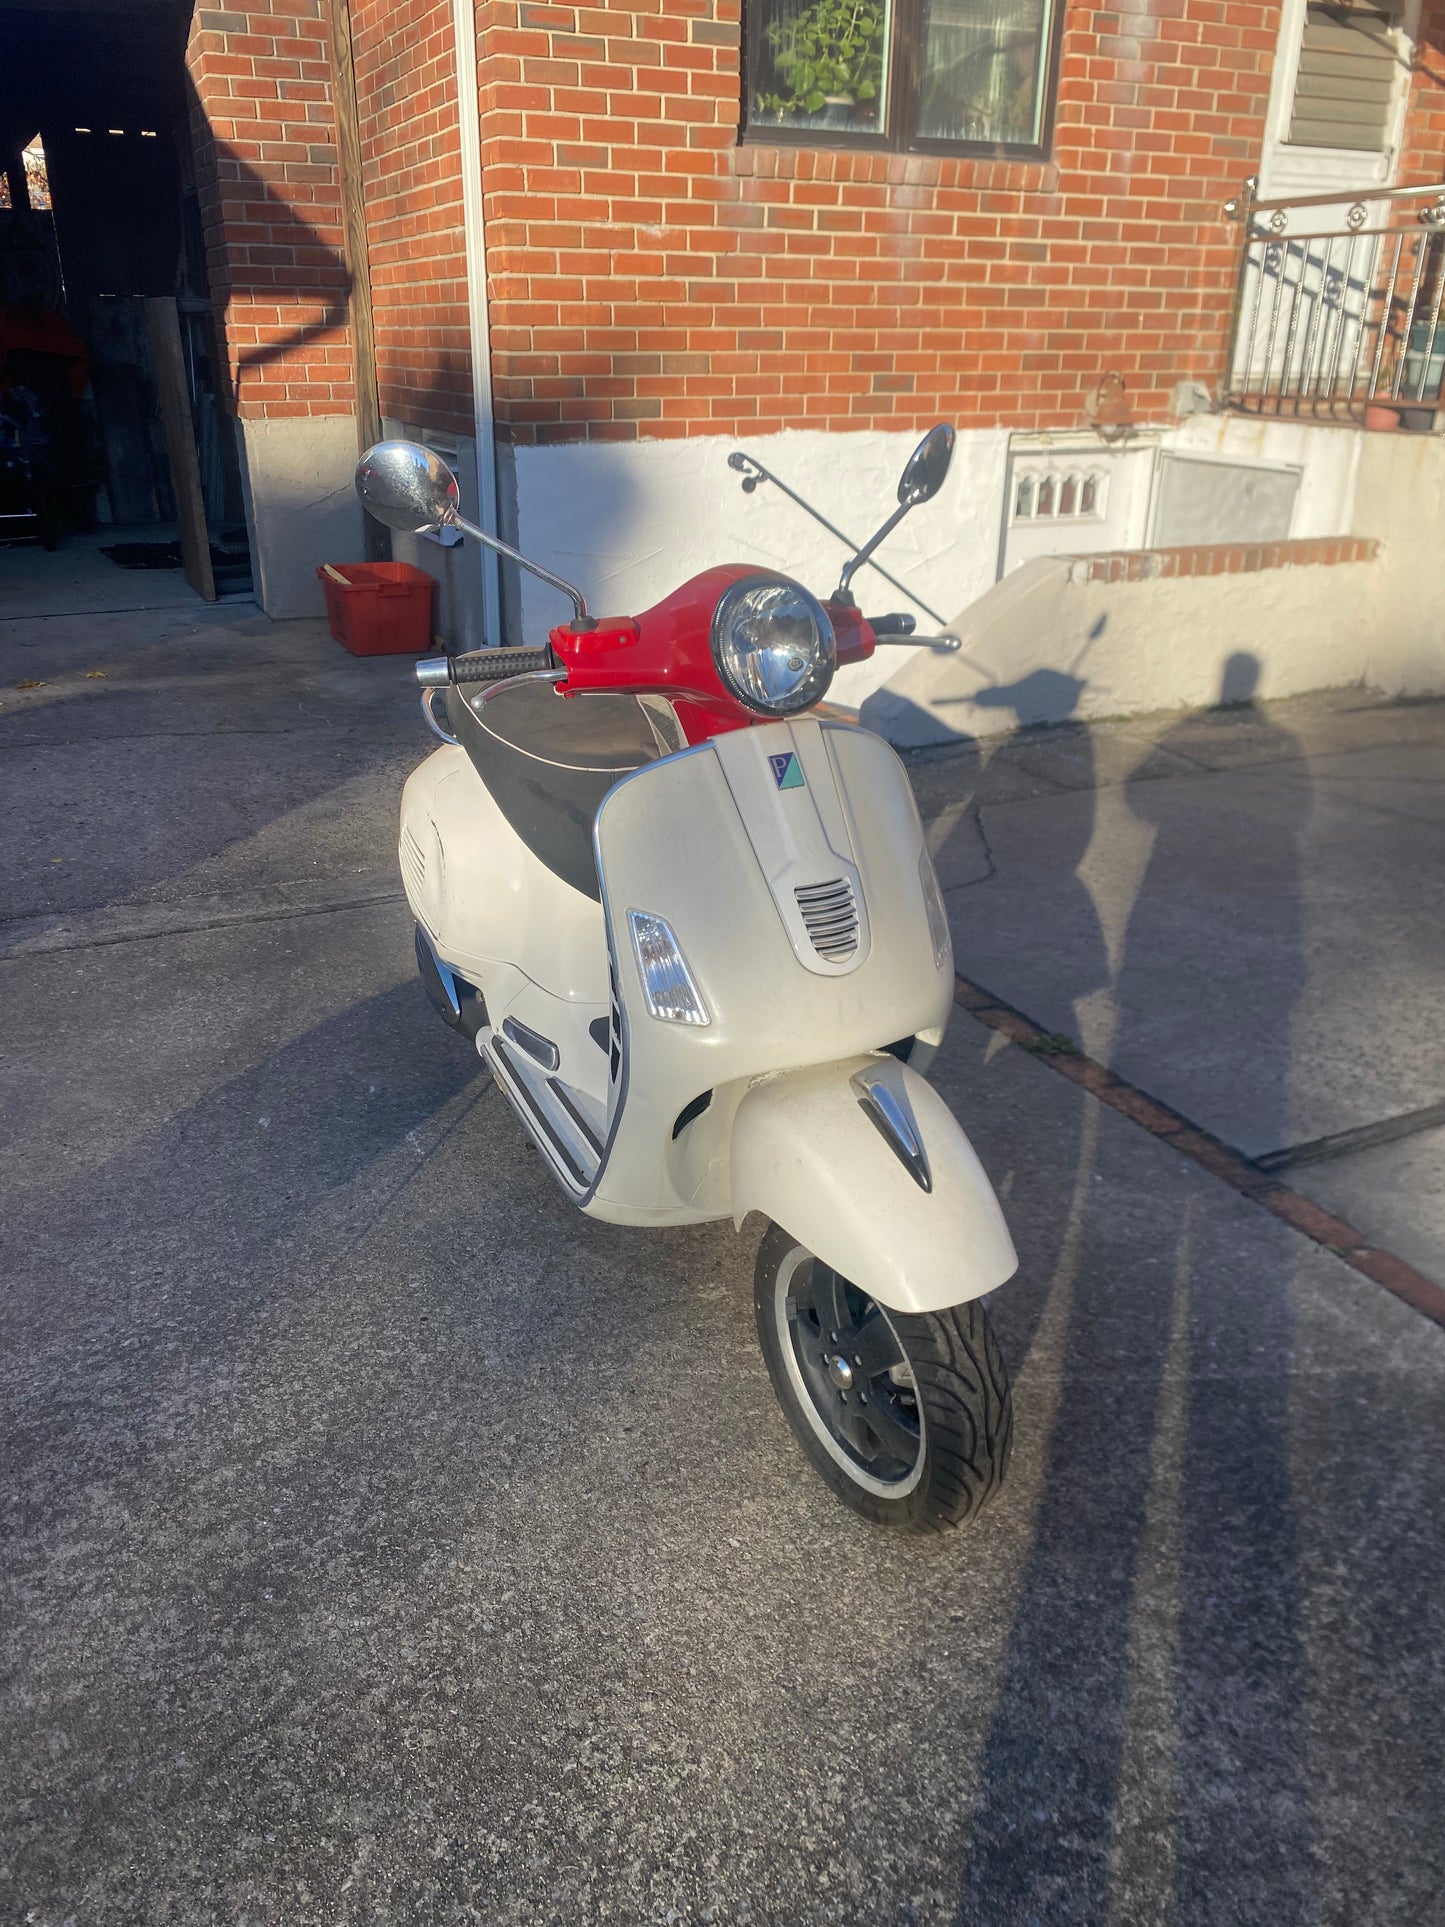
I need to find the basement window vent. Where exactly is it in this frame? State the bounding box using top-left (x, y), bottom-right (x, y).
top-left (1287, 2), bottom-right (1407, 153)
top-left (1013, 467), bottom-right (1106, 522)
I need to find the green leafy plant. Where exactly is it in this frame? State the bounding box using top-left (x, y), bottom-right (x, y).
top-left (1020, 1031), bottom-right (1077, 1056)
top-left (758, 0), bottom-right (886, 117)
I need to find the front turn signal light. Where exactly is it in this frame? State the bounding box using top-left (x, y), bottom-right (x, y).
top-left (627, 910), bottom-right (711, 1026)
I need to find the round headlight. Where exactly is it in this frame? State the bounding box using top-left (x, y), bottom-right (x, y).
top-left (710, 576), bottom-right (836, 716)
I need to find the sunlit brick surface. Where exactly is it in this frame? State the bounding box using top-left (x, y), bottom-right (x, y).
top-left (183, 3), bottom-right (1445, 437)
top-left (351, 0), bottom-right (474, 437)
top-left (186, 2), bottom-right (353, 420)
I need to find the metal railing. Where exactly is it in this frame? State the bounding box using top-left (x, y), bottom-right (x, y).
top-left (1221, 177), bottom-right (1445, 420)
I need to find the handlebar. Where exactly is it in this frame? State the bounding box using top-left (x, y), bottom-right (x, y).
top-left (416, 646), bottom-right (556, 686)
top-left (869, 612), bottom-right (916, 637)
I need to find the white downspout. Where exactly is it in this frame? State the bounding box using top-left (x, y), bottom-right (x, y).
top-left (452, 0), bottom-right (502, 642)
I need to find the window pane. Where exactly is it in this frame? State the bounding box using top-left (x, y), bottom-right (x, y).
top-left (749, 0), bottom-right (893, 137)
top-left (918, 0), bottom-right (1051, 146)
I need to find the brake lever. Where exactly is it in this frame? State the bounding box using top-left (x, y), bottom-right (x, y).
top-left (872, 634), bottom-right (962, 651)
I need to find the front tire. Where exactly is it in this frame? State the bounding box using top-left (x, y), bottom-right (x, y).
top-left (753, 1222), bottom-right (1012, 1533)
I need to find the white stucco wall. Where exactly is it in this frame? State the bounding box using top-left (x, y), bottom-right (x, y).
top-left (236, 415), bottom-right (366, 619)
top-left (860, 552), bottom-right (1394, 748)
top-left (1349, 428), bottom-right (1445, 698)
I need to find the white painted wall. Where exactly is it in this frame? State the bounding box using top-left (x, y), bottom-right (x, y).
top-left (1351, 427), bottom-right (1445, 698)
top-left (861, 552), bottom-right (1391, 748)
top-left (864, 420), bottom-right (1445, 743)
top-left (237, 415), bottom-right (365, 619)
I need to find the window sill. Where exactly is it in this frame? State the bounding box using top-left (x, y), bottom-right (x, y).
top-left (731, 143), bottom-right (1059, 191)
top-left (739, 126), bottom-right (1051, 165)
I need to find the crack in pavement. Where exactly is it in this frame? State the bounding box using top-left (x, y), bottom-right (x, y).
top-left (953, 971), bottom-right (1445, 1330)
top-left (0, 885), bottom-right (408, 960)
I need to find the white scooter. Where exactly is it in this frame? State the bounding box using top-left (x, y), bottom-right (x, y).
top-left (355, 427), bottom-right (1018, 1532)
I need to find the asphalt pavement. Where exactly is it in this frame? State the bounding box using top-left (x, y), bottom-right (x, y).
top-left (2, 565), bottom-right (1443, 1925)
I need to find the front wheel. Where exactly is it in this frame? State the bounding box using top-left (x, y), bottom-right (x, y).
top-left (754, 1222), bottom-right (1013, 1533)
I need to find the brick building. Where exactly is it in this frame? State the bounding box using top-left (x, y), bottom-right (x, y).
top-left (15, 0), bottom-right (1441, 710)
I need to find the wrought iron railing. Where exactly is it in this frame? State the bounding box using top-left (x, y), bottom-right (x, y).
top-left (1221, 178), bottom-right (1445, 420)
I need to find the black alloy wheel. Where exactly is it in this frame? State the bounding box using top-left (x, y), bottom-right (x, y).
top-left (754, 1221), bottom-right (1013, 1533)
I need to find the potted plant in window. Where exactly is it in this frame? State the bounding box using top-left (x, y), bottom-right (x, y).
top-left (757, 0), bottom-right (887, 129)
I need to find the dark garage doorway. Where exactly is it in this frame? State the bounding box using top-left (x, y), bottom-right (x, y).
top-left (0, 0), bottom-right (252, 606)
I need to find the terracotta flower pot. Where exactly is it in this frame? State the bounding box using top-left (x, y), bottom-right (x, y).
top-left (1363, 403), bottom-right (1401, 431)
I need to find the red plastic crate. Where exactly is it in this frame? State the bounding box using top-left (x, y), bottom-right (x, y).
top-left (318, 561), bottom-right (435, 655)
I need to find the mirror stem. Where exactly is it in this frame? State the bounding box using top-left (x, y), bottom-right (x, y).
top-left (453, 514), bottom-right (589, 623)
top-left (837, 494), bottom-right (920, 600)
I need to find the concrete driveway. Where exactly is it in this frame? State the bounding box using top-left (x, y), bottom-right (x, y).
top-left (3, 589), bottom-right (1443, 1925)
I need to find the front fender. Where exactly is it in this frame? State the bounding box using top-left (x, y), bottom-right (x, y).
top-left (730, 1055), bottom-right (1018, 1314)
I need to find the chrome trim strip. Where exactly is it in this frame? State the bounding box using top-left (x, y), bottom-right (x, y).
top-left (851, 1068), bottom-right (932, 1194)
top-left (491, 1037), bottom-right (589, 1188)
top-left (414, 924), bottom-right (461, 1021)
top-left (548, 1078), bottom-right (605, 1156)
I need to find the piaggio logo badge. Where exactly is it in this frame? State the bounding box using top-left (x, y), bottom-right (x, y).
top-left (768, 751), bottom-right (805, 791)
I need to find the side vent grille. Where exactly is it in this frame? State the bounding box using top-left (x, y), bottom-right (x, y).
top-left (401, 828), bottom-right (427, 901)
top-left (794, 878), bottom-right (860, 961)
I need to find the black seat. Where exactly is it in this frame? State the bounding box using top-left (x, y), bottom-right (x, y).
top-left (444, 678), bottom-right (665, 900)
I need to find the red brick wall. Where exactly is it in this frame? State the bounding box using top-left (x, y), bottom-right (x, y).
top-left (477, 0), bottom-right (1281, 446)
top-left (186, 2), bottom-right (352, 419)
top-left (350, 0), bottom-right (474, 437)
top-left (185, 1), bottom-right (1445, 439)
top-left (1399, 5), bottom-right (1445, 183)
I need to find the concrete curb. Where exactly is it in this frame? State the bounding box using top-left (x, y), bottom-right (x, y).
top-left (954, 973), bottom-right (1445, 1332)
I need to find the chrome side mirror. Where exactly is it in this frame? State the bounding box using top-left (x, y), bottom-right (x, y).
top-left (898, 423), bottom-right (955, 506)
top-left (355, 437), bottom-right (592, 623)
top-left (355, 439), bottom-right (461, 534)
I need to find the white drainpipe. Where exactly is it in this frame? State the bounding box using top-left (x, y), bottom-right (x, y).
top-left (452, 0), bottom-right (502, 643)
